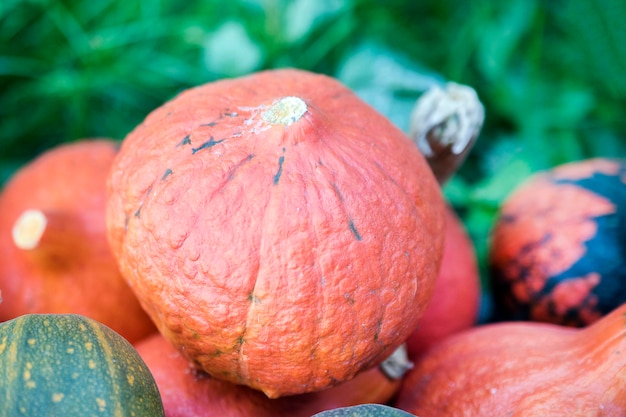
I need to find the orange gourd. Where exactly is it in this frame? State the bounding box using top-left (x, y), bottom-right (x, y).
top-left (405, 205), bottom-right (480, 359)
top-left (106, 68), bottom-right (445, 397)
top-left (135, 332), bottom-right (402, 417)
top-left (0, 139), bottom-right (156, 343)
top-left (394, 304), bottom-right (626, 416)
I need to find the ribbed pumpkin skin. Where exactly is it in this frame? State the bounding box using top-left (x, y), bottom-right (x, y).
top-left (0, 314), bottom-right (164, 417)
top-left (490, 158), bottom-right (626, 326)
top-left (0, 139), bottom-right (156, 343)
top-left (106, 69), bottom-right (445, 397)
top-left (394, 304), bottom-right (626, 416)
top-left (135, 332), bottom-right (402, 417)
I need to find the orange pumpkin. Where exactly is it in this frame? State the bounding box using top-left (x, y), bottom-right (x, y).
top-left (405, 204), bottom-right (480, 359)
top-left (394, 304), bottom-right (626, 416)
top-left (135, 332), bottom-right (402, 417)
top-left (0, 139), bottom-right (156, 343)
top-left (106, 69), bottom-right (445, 397)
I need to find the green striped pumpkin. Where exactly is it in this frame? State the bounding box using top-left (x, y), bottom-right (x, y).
top-left (0, 314), bottom-right (164, 417)
top-left (313, 404), bottom-right (417, 417)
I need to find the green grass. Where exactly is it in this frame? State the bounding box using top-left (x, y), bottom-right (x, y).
top-left (2, 0), bottom-right (626, 319)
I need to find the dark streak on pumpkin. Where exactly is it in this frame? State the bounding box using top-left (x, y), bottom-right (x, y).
top-left (331, 183), bottom-right (344, 202)
top-left (201, 121), bottom-right (218, 127)
top-left (161, 168), bottom-right (173, 181)
top-left (349, 219), bottom-right (362, 241)
top-left (248, 293), bottom-right (261, 304)
top-left (192, 137), bottom-right (225, 154)
top-left (236, 335), bottom-right (245, 346)
top-left (273, 155), bottom-right (285, 185)
top-left (228, 154), bottom-right (255, 181)
top-left (177, 135), bottom-right (191, 147)
top-left (373, 319), bottom-right (383, 342)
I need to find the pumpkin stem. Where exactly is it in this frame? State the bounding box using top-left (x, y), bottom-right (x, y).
top-left (378, 343), bottom-right (413, 380)
top-left (262, 96), bottom-right (308, 126)
top-left (410, 82), bottom-right (484, 184)
top-left (12, 209), bottom-right (86, 258)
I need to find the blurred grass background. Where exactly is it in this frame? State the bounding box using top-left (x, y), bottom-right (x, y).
top-left (2, 0), bottom-right (626, 318)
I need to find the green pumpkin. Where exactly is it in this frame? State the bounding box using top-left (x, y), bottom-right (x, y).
top-left (313, 404), bottom-right (417, 417)
top-left (0, 314), bottom-right (164, 417)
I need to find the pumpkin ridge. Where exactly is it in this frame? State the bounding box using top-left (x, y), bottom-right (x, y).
top-left (312, 146), bottom-right (399, 352)
top-left (237, 151), bottom-right (286, 383)
top-left (294, 174), bottom-right (328, 369)
top-left (83, 317), bottom-right (125, 417)
top-left (0, 320), bottom-right (20, 406)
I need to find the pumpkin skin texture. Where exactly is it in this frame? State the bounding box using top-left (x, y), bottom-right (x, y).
top-left (490, 158), bottom-right (626, 327)
top-left (313, 404), bottom-right (417, 417)
top-left (405, 204), bottom-right (480, 359)
top-left (394, 303), bottom-right (626, 417)
top-left (106, 68), bottom-right (445, 398)
top-left (0, 314), bottom-right (164, 417)
top-left (135, 332), bottom-right (402, 417)
top-left (0, 139), bottom-right (156, 343)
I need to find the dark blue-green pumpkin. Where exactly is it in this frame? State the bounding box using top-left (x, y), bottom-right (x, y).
top-left (0, 314), bottom-right (164, 416)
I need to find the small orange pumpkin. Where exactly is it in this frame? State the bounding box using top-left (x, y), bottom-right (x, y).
top-left (405, 204), bottom-right (480, 359)
top-left (135, 332), bottom-right (402, 417)
top-left (106, 69), bottom-right (445, 397)
top-left (0, 139), bottom-right (156, 343)
top-left (394, 304), bottom-right (626, 416)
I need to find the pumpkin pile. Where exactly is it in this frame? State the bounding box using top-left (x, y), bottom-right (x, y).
top-left (1, 68), bottom-right (624, 417)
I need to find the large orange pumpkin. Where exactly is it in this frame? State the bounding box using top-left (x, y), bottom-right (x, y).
top-left (0, 139), bottom-right (156, 343)
top-left (135, 332), bottom-right (402, 417)
top-left (106, 69), bottom-right (445, 397)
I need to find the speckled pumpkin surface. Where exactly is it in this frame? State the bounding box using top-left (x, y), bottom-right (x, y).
top-left (490, 158), bottom-right (626, 326)
top-left (0, 314), bottom-right (164, 417)
top-left (106, 69), bottom-right (445, 397)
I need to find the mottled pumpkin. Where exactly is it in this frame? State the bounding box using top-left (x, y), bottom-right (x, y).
top-left (489, 158), bottom-right (626, 326)
top-left (0, 139), bottom-right (156, 343)
top-left (394, 304), bottom-right (626, 416)
top-left (135, 332), bottom-right (402, 417)
top-left (106, 69), bottom-right (445, 397)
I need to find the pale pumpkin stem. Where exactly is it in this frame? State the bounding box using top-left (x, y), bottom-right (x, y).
top-left (410, 82), bottom-right (484, 184)
top-left (12, 209), bottom-right (84, 256)
top-left (262, 96), bottom-right (308, 126)
top-left (378, 343), bottom-right (413, 380)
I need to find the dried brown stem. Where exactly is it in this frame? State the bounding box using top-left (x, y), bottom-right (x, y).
top-left (410, 82), bottom-right (485, 185)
